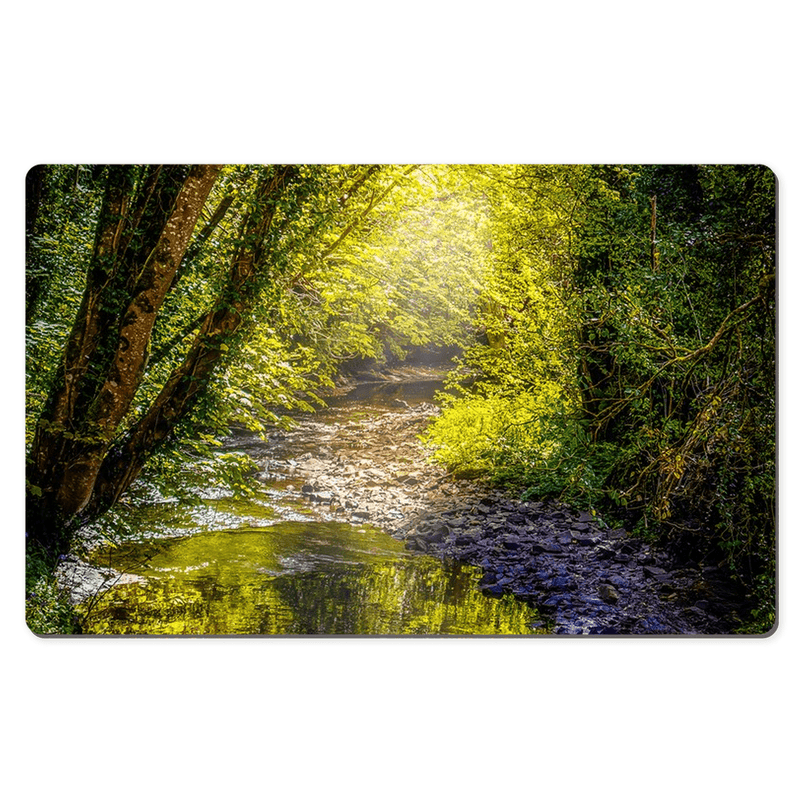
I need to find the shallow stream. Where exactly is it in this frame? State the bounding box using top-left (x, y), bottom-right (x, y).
top-left (77, 375), bottom-right (544, 635)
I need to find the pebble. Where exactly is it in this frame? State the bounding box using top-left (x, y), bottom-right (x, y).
top-left (241, 385), bottom-right (751, 635)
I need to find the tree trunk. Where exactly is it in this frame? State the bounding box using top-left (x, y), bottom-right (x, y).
top-left (82, 167), bottom-right (296, 521)
top-left (27, 165), bottom-right (220, 550)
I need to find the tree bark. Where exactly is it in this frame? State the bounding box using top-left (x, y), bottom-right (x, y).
top-left (27, 165), bottom-right (220, 548)
top-left (82, 167), bottom-right (296, 521)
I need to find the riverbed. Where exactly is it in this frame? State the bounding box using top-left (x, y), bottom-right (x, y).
top-left (66, 371), bottom-right (546, 635)
top-left (59, 369), bottom-right (751, 635)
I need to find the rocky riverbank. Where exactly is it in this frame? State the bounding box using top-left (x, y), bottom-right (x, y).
top-left (235, 386), bottom-right (751, 635)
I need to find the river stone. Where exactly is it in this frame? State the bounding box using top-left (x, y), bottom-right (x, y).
top-left (299, 457), bottom-right (328, 473)
top-left (405, 536), bottom-right (428, 552)
top-left (547, 575), bottom-right (576, 591)
top-left (598, 584), bottom-right (620, 604)
top-left (643, 565), bottom-right (670, 580)
top-left (571, 531), bottom-right (600, 545)
top-left (542, 593), bottom-right (574, 608)
top-left (633, 616), bottom-right (674, 634)
top-left (213, 375), bottom-right (757, 636)
top-left (56, 556), bottom-right (146, 605)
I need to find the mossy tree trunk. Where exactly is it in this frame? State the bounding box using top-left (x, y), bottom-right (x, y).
top-left (81, 166), bottom-right (297, 524)
top-left (26, 164), bottom-right (220, 551)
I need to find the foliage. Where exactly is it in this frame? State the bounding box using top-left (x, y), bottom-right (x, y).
top-left (25, 166), bottom-right (105, 448)
top-left (25, 542), bottom-right (80, 635)
top-left (283, 165), bottom-right (490, 368)
top-left (574, 167), bottom-right (775, 567)
top-left (25, 164), bottom-right (775, 630)
top-left (426, 165), bottom-right (776, 627)
top-left (425, 165), bottom-right (585, 487)
top-left (25, 164), bottom-right (490, 553)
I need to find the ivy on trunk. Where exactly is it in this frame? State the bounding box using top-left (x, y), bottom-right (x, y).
top-left (27, 165), bottom-right (221, 550)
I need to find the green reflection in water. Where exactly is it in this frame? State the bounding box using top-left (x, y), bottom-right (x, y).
top-left (80, 522), bottom-right (543, 635)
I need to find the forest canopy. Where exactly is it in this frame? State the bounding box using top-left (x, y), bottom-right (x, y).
top-left (25, 164), bottom-right (776, 628)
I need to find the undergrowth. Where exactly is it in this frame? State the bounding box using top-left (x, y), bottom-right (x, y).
top-left (25, 542), bottom-right (81, 635)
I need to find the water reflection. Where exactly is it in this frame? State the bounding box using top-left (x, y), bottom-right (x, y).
top-left (80, 522), bottom-right (543, 635)
top-left (78, 376), bottom-right (546, 636)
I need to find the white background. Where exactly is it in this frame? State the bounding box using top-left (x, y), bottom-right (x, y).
top-left (4, 3), bottom-right (796, 798)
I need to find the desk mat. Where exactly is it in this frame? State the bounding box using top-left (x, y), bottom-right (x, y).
top-left (25, 164), bottom-right (776, 636)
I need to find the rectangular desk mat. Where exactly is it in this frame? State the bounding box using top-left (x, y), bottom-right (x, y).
top-left (25, 164), bottom-right (776, 636)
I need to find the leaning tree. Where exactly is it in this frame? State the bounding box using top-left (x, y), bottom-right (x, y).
top-left (26, 165), bottom-right (313, 552)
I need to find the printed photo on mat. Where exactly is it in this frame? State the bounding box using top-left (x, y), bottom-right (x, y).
top-left (25, 165), bottom-right (777, 636)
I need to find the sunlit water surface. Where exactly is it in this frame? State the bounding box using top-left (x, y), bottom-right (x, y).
top-left (78, 376), bottom-right (544, 635)
top-left (81, 521), bottom-right (540, 635)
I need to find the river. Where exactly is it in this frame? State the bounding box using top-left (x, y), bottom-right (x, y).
top-left (74, 372), bottom-right (546, 635)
